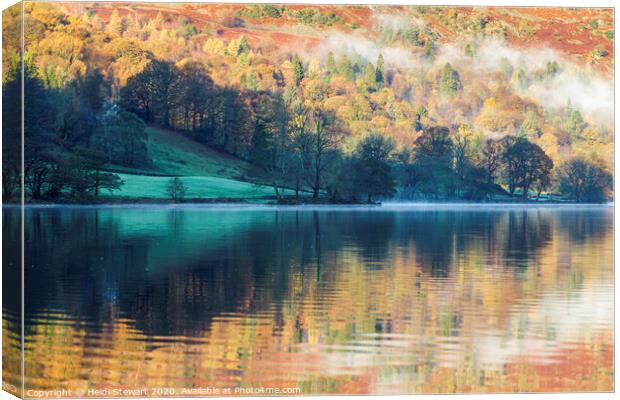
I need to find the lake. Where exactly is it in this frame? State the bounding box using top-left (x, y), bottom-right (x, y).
top-left (2, 204), bottom-right (613, 395)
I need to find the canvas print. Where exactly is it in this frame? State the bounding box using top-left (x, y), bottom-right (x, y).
top-left (2, 1), bottom-right (614, 397)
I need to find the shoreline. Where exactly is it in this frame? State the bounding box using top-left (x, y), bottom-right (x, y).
top-left (3, 202), bottom-right (613, 209)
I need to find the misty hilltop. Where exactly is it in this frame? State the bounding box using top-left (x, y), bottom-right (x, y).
top-left (57, 4), bottom-right (615, 72)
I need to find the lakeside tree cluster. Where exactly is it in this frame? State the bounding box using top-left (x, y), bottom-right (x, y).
top-left (1, 4), bottom-right (613, 203)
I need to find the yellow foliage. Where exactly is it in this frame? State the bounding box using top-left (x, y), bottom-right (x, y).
top-left (457, 123), bottom-right (474, 139)
top-left (348, 120), bottom-right (371, 137)
top-left (323, 95), bottom-right (347, 112)
top-left (304, 79), bottom-right (330, 103)
top-left (30, 3), bottom-right (65, 27)
top-left (203, 38), bottom-right (226, 56)
top-left (536, 131), bottom-right (559, 160)
top-left (482, 97), bottom-right (499, 110)
top-left (35, 31), bottom-right (83, 61)
top-left (370, 115), bottom-right (390, 130)
top-left (308, 58), bottom-right (322, 78)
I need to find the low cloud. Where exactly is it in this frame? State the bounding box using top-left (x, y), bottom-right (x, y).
top-left (309, 32), bottom-right (417, 69)
top-left (304, 33), bottom-right (612, 124)
top-left (525, 72), bottom-right (613, 123)
top-left (431, 38), bottom-right (612, 123)
top-left (474, 39), bottom-right (613, 121)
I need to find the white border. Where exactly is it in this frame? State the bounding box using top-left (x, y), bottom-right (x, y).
top-left (0, 1), bottom-right (616, 400)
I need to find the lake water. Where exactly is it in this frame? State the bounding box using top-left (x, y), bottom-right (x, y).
top-left (2, 205), bottom-right (613, 395)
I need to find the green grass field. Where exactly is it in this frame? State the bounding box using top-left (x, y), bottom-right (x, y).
top-left (107, 127), bottom-right (255, 178)
top-left (144, 127), bottom-right (254, 177)
top-left (104, 127), bottom-right (282, 200)
top-left (111, 174), bottom-right (277, 199)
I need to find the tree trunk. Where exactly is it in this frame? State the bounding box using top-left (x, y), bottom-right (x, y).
top-left (32, 178), bottom-right (42, 199)
top-left (94, 171), bottom-right (100, 197)
top-left (294, 176), bottom-right (301, 199)
top-left (313, 156), bottom-right (321, 199)
top-left (312, 178), bottom-right (320, 198)
top-left (2, 170), bottom-right (16, 200)
top-left (522, 185), bottom-right (529, 199)
top-left (274, 186), bottom-right (281, 201)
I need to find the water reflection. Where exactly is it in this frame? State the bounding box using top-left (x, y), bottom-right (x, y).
top-left (3, 205), bottom-right (613, 394)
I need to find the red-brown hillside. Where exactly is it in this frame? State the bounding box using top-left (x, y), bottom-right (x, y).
top-left (60, 3), bottom-right (614, 75)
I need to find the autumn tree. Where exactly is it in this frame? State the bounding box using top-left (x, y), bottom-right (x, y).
top-left (2, 65), bottom-right (23, 200)
top-left (169, 61), bottom-right (214, 131)
top-left (249, 92), bottom-right (291, 199)
top-left (286, 94), bottom-right (311, 197)
top-left (351, 133), bottom-right (396, 203)
top-left (307, 108), bottom-right (341, 198)
top-left (107, 10), bottom-right (126, 36)
top-left (413, 126), bottom-right (455, 198)
top-left (92, 110), bottom-right (149, 167)
top-left (21, 63), bottom-right (56, 199)
top-left (65, 147), bottom-right (123, 198)
top-left (558, 157), bottom-right (612, 202)
top-left (502, 138), bottom-right (553, 198)
top-left (480, 138), bottom-right (503, 184)
top-left (394, 149), bottom-right (424, 199)
top-left (120, 59), bottom-right (176, 125)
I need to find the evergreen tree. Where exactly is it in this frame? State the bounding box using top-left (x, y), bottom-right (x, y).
top-left (338, 54), bottom-right (355, 83)
top-left (439, 63), bottom-right (461, 95)
top-left (424, 39), bottom-right (435, 58)
top-left (245, 71), bottom-right (260, 91)
top-left (238, 35), bottom-right (250, 53)
top-left (291, 53), bottom-right (304, 85)
top-left (326, 51), bottom-right (337, 76)
top-left (375, 54), bottom-right (385, 85)
top-left (512, 68), bottom-right (528, 90)
top-left (364, 63), bottom-right (376, 91)
top-left (464, 43), bottom-right (475, 58)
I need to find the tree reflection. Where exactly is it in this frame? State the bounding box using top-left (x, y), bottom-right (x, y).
top-left (2, 206), bottom-right (612, 393)
top-left (2, 206), bottom-right (610, 339)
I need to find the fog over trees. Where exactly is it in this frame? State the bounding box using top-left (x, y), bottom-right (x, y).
top-left (2, 4), bottom-right (613, 203)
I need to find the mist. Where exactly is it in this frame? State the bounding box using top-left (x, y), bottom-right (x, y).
top-left (472, 39), bottom-right (613, 122)
top-left (304, 26), bottom-right (613, 125)
top-left (309, 32), bottom-right (417, 69)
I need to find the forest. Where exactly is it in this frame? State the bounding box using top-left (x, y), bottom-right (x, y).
top-left (2, 3), bottom-right (614, 203)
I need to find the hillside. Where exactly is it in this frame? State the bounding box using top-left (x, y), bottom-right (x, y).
top-left (2, 3), bottom-right (613, 203)
top-left (104, 127), bottom-right (282, 200)
top-left (110, 126), bottom-right (255, 178)
top-left (58, 3), bottom-right (614, 75)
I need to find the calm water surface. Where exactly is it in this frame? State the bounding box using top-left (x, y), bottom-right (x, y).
top-left (3, 205), bottom-right (614, 394)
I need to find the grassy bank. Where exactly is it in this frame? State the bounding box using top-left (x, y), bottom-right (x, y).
top-left (106, 127), bottom-right (269, 199)
top-left (100, 127), bottom-right (299, 201)
top-left (110, 174), bottom-right (277, 199)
